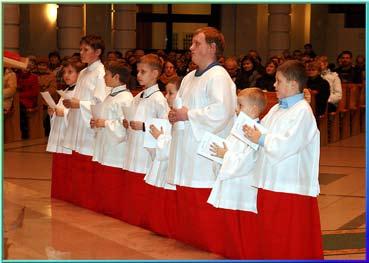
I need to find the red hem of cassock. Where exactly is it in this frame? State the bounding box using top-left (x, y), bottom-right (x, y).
top-left (145, 185), bottom-right (177, 238)
top-left (257, 188), bottom-right (324, 259)
top-left (94, 163), bottom-right (125, 219)
top-left (51, 153), bottom-right (72, 201)
top-left (69, 151), bottom-right (97, 210)
top-left (175, 186), bottom-right (229, 254)
top-left (120, 170), bottom-right (152, 227)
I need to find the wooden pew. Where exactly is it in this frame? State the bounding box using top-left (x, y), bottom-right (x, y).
top-left (338, 84), bottom-right (351, 139)
top-left (260, 91), bottom-right (278, 120)
top-left (346, 83), bottom-right (362, 136)
top-left (359, 81), bottom-right (365, 133)
top-left (310, 90), bottom-right (328, 146)
top-left (4, 92), bottom-right (22, 143)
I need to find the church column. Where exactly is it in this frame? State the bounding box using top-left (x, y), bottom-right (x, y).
top-left (4, 4), bottom-right (20, 53)
top-left (57, 4), bottom-right (84, 57)
top-left (268, 4), bottom-right (291, 58)
top-left (112, 4), bottom-right (136, 55)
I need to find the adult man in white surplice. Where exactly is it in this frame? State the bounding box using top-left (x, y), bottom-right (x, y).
top-left (167, 27), bottom-right (236, 252)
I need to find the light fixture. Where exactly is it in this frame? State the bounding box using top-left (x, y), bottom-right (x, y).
top-left (45, 4), bottom-right (58, 24)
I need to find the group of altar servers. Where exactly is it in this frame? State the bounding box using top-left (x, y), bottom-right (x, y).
top-left (47, 28), bottom-right (323, 259)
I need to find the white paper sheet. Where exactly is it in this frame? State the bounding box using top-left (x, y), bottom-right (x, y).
top-left (40, 91), bottom-right (57, 108)
top-left (197, 131), bottom-right (225, 164)
top-left (231, 111), bottom-right (267, 150)
top-left (90, 103), bottom-right (104, 119)
top-left (56, 90), bottom-right (71, 100)
top-left (122, 105), bottom-right (135, 122)
top-left (143, 118), bottom-right (172, 149)
top-left (173, 97), bottom-right (185, 130)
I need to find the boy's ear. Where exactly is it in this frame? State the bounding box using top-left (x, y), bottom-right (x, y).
top-left (113, 73), bottom-right (120, 82)
top-left (153, 69), bottom-right (160, 79)
top-left (95, 48), bottom-right (102, 58)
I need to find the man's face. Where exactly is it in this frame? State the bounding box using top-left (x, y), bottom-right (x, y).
top-left (224, 60), bottom-right (238, 78)
top-left (189, 32), bottom-right (214, 66)
top-left (341, 54), bottom-right (352, 67)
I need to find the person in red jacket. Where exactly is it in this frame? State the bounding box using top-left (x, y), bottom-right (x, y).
top-left (17, 60), bottom-right (40, 139)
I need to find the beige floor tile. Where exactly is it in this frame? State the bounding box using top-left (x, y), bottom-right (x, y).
top-left (319, 197), bottom-right (366, 230)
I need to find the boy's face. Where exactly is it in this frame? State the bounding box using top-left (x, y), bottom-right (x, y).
top-left (137, 63), bottom-right (158, 88)
top-left (63, 65), bottom-right (78, 86)
top-left (274, 71), bottom-right (298, 99)
top-left (165, 83), bottom-right (178, 107)
top-left (80, 43), bottom-right (100, 65)
top-left (104, 70), bottom-right (119, 87)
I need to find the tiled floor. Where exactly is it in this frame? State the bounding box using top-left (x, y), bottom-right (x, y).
top-left (3, 133), bottom-right (366, 260)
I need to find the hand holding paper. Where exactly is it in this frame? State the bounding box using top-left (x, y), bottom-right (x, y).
top-left (144, 118), bottom-right (171, 148)
top-left (243, 124), bottom-right (261, 144)
top-left (197, 131), bottom-right (225, 164)
top-left (231, 111), bottom-right (267, 150)
top-left (209, 141), bottom-right (228, 158)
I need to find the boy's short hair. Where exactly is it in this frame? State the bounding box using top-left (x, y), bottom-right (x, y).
top-left (166, 76), bottom-right (182, 90)
top-left (104, 60), bottom-right (131, 85)
top-left (80, 34), bottom-right (105, 59)
top-left (277, 60), bottom-right (307, 92)
top-left (62, 58), bottom-right (86, 73)
top-left (194, 27), bottom-right (225, 60)
top-left (138, 54), bottom-right (163, 74)
top-left (238, 87), bottom-right (267, 115)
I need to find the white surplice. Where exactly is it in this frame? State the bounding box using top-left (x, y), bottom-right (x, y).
top-left (207, 131), bottom-right (258, 213)
top-left (252, 100), bottom-right (321, 197)
top-left (167, 65), bottom-right (237, 188)
top-left (123, 84), bottom-right (169, 173)
top-left (46, 86), bottom-right (74, 154)
top-left (144, 133), bottom-right (176, 190)
top-left (92, 85), bottom-right (133, 168)
top-left (62, 60), bottom-right (108, 156)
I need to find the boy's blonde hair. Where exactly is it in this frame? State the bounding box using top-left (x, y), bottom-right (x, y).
top-left (166, 76), bottom-right (182, 90)
top-left (238, 87), bottom-right (267, 115)
top-left (138, 54), bottom-right (163, 76)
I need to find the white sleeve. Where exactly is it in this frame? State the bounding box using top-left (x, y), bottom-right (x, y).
top-left (217, 146), bottom-right (257, 180)
top-left (262, 105), bottom-right (319, 165)
top-left (104, 99), bottom-right (131, 143)
top-left (79, 100), bottom-right (92, 126)
top-left (187, 73), bottom-right (236, 140)
top-left (155, 134), bottom-right (171, 161)
top-left (93, 70), bottom-right (108, 103)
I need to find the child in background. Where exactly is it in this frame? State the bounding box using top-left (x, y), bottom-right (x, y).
top-left (122, 54), bottom-right (169, 226)
top-left (143, 78), bottom-right (181, 237)
top-left (47, 58), bottom-right (86, 200)
top-left (90, 61), bottom-right (133, 218)
top-left (208, 88), bottom-right (266, 259)
top-left (243, 60), bottom-right (323, 259)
